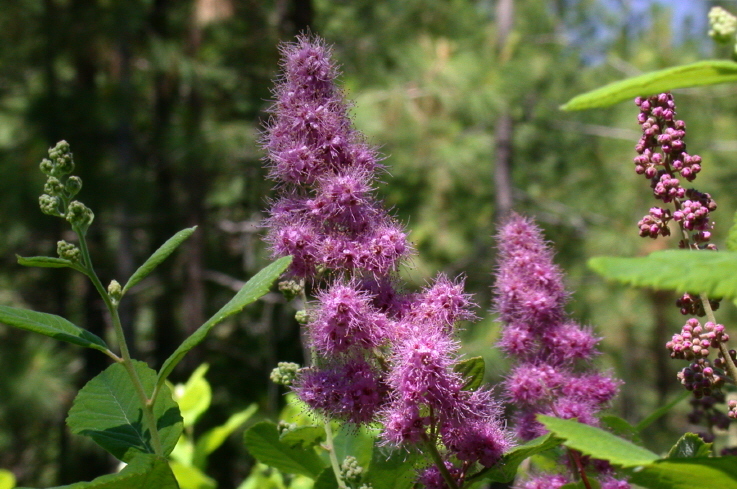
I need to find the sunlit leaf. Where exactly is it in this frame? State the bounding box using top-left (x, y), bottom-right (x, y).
top-left (243, 421), bottom-right (326, 479)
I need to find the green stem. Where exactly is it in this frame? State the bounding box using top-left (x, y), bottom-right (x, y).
top-left (74, 225), bottom-right (164, 456)
top-left (700, 293), bottom-right (737, 383)
top-left (324, 421), bottom-right (347, 489)
top-left (423, 435), bottom-right (459, 489)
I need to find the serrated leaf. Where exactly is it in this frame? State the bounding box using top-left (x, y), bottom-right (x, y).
top-left (589, 251), bottom-right (737, 299)
top-left (243, 421), bottom-right (326, 479)
top-left (454, 356), bottom-right (485, 391)
top-left (172, 364), bottom-right (212, 429)
top-left (470, 432), bottom-right (561, 483)
top-left (279, 425), bottom-right (326, 449)
top-left (629, 457), bottom-right (737, 489)
top-left (123, 227), bottom-right (197, 294)
top-left (561, 60), bottom-right (737, 111)
top-left (538, 415), bottom-right (658, 468)
top-left (193, 404), bottom-right (257, 469)
top-left (635, 391), bottom-right (690, 432)
top-left (364, 444), bottom-right (418, 489)
top-left (0, 305), bottom-right (109, 353)
top-left (157, 256), bottom-right (292, 388)
top-left (313, 468), bottom-right (339, 489)
top-left (169, 460), bottom-right (216, 489)
top-left (67, 360), bottom-right (183, 463)
top-left (667, 432), bottom-right (713, 459)
top-left (16, 453), bottom-right (179, 489)
top-left (17, 255), bottom-right (86, 274)
top-left (727, 210), bottom-right (737, 252)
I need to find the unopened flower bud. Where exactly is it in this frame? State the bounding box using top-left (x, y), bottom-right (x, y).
top-left (65, 200), bottom-right (94, 231)
top-left (40, 158), bottom-right (54, 175)
top-left (48, 140), bottom-right (74, 176)
top-left (278, 280), bottom-right (303, 301)
top-left (57, 240), bottom-right (81, 263)
top-left (39, 194), bottom-right (63, 217)
top-left (270, 361), bottom-right (300, 386)
top-left (709, 7), bottom-right (737, 44)
top-left (340, 456), bottom-right (364, 485)
top-left (295, 309), bottom-right (309, 324)
top-left (65, 176), bottom-right (82, 197)
top-left (107, 280), bottom-right (123, 303)
top-left (43, 177), bottom-right (64, 197)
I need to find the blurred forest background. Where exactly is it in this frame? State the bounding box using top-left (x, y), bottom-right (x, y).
top-left (2, 0), bottom-right (737, 487)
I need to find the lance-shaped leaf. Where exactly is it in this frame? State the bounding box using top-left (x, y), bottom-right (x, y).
top-left (17, 255), bottom-right (87, 274)
top-left (156, 256), bottom-right (292, 390)
top-left (67, 360), bottom-right (183, 463)
top-left (0, 305), bottom-right (109, 353)
top-left (16, 453), bottom-right (179, 489)
top-left (538, 415), bottom-right (658, 468)
top-left (561, 60), bottom-right (737, 111)
top-left (469, 432), bottom-right (561, 483)
top-left (589, 251), bottom-right (737, 299)
top-left (243, 421), bottom-right (326, 479)
top-left (454, 356), bottom-right (485, 391)
top-left (123, 226), bottom-right (197, 294)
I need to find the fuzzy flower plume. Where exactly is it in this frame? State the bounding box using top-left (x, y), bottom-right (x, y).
top-left (495, 214), bottom-right (627, 488)
top-left (263, 35), bottom-right (410, 278)
top-left (265, 35), bottom-right (513, 485)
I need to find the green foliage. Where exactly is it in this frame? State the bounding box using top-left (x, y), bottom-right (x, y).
top-left (122, 227), bottom-right (197, 294)
top-left (560, 481), bottom-right (601, 489)
top-left (279, 426), bottom-right (326, 449)
top-left (17, 454), bottom-right (178, 489)
top-left (0, 306), bottom-right (109, 354)
top-left (363, 445), bottom-right (418, 489)
top-left (243, 421), bottom-right (327, 479)
top-left (666, 433), bottom-right (712, 459)
top-left (469, 433), bottom-right (561, 483)
top-left (312, 469), bottom-right (339, 489)
top-left (66, 361), bottom-right (183, 463)
top-left (628, 458), bottom-right (737, 489)
top-left (635, 392), bottom-right (690, 432)
top-left (561, 60), bottom-right (737, 110)
top-left (168, 461), bottom-right (215, 489)
top-left (727, 209), bottom-right (737, 252)
top-left (0, 470), bottom-right (15, 489)
top-left (600, 415), bottom-right (641, 444)
top-left (156, 255), bottom-right (292, 388)
top-left (589, 251), bottom-right (737, 298)
top-left (192, 406), bottom-right (257, 469)
top-left (16, 256), bottom-right (85, 274)
top-left (171, 364), bottom-right (212, 429)
top-left (453, 356), bottom-right (485, 391)
top-left (538, 415), bottom-right (658, 468)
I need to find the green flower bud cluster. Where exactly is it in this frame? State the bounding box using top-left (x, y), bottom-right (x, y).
top-left (108, 280), bottom-right (123, 303)
top-left (295, 309), bottom-right (309, 325)
top-left (38, 141), bottom-right (94, 234)
top-left (269, 362), bottom-right (300, 386)
top-left (277, 420), bottom-right (298, 435)
top-left (57, 240), bottom-right (81, 263)
top-left (340, 456), bottom-right (364, 486)
top-left (278, 280), bottom-right (303, 301)
top-left (709, 7), bottom-right (737, 53)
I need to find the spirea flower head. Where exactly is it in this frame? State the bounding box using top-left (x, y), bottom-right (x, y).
top-left (263, 35), bottom-right (410, 278)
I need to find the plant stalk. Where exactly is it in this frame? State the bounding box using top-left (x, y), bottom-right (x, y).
top-left (423, 435), bottom-right (460, 489)
top-left (700, 293), bottom-right (737, 383)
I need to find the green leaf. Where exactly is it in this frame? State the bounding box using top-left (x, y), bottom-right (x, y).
top-left (193, 404), bottom-right (257, 469)
top-left (635, 391), bottom-right (690, 432)
top-left (667, 432), bottom-right (713, 459)
top-left (364, 444), bottom-right (418, 489)
top-left (629, 457), bottom-right (737, 489)
top-left (538, 415), bottom-right (658, 468)
top-left (0, 305), bottom-right (109, 353)
top-left (589, 250), bottom-right (737, 299)
top-left (561, 480), bottom-right (601, 489)
top-left (17, 255), bottom-right (86, 274)
top-left (122, 227), bottom-right (197, 294)
top-left (0, 469), bottom-right (15, 489)
top-left (333, 423), bottom-right (375, 470)
top-left (157, 256), bottom-right (291, 389)
top-left (561, 60), bottom-right (737, 111)
top-left (279, 425), bottom-right (326, 449)
top-left (172, 364), bottom-right (212, 429)
top-left (453, 356), bottom-right (485, 391)
top-left (600, 415), bottom-right (641, 444)
top-left (243, 421), bottom-right (326, 479)
top-left (471, 432), bottom-right (561, 483)
top-left (169, 460), bottom-right (216, 489)
top-left (313, 469), bottom-right (339, 489)
top-left (67, 360), bottom-right (183, 463)
top-left (17, 453), bottom-right (179, 489)
top-left (727, 210), bottom-right (737, 252)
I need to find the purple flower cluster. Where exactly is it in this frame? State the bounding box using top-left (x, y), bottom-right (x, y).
top-left (264, 35), bottom-right (512, 485)
top-left (263, 36), bottom-right (410, 278)
top-left (633, 93), bottom-right (716, 245)
top-left (494, 214), bottom-right (627, 488)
